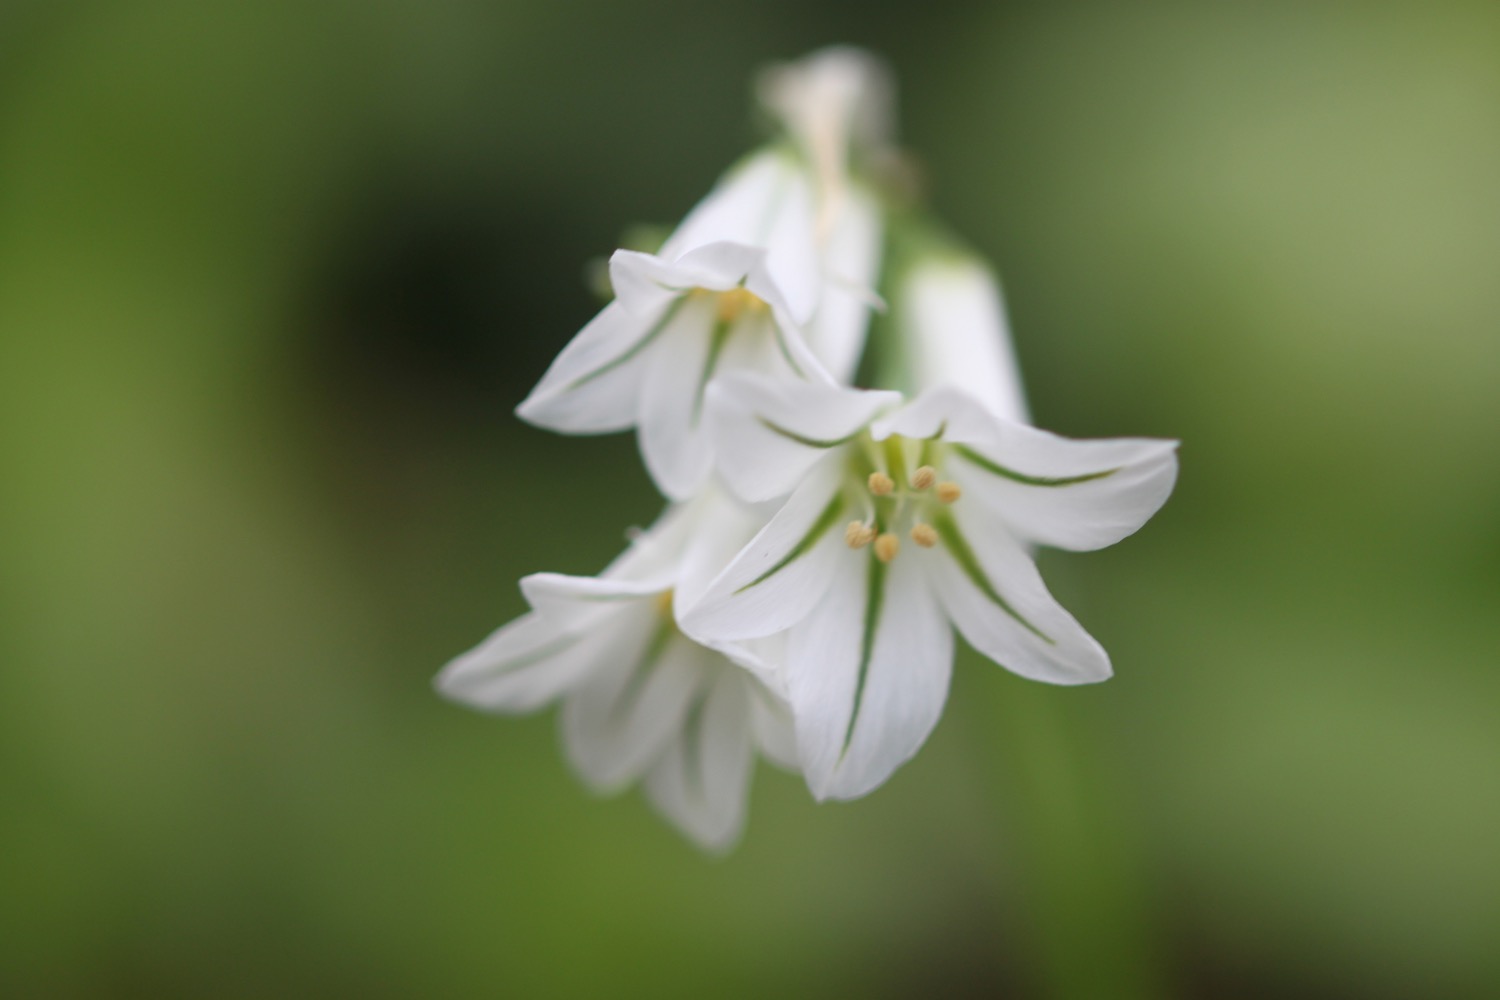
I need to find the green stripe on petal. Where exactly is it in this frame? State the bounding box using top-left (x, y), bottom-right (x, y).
top-left (755, 416), bottom-right (861, 450)
top-left (932, 511), bottom-right (1053, 643)
top-left (951, 443), bottom-right (1119, 487)
top-left (691, 315), bottom-right (735, 423)
top-left (566, 295), bottom-right (689, 391)
top-left (735, 492), bottom-right (846, 594)
top-left (679, 685), bottom-right (711, 799)
top-left (916, 422), bottom-right (947, 468)
top-left (769, 317), bottom-right (807, 378)
top-left (840, 551), bottom-right (886, 759)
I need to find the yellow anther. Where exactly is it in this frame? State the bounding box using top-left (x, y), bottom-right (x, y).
top-left (936, 481), bottom-right (962, 504)
top-left (912, 465), bottom-right (937, 490)
top-left (873, 532), bottom-right (900, 563)
top-left (910, 523), bottom-right (938, 548)
top-left (867, 471), bottom-right (895, 496)
top-left (716, 287), bottom-right (763, 323)
top-left (654, 589), bottom-right (675, 617)
top-left (845, 521), bottom-right (876, 548)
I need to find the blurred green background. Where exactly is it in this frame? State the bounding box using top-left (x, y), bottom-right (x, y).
top-left (3, 1), bottom-right (1498, 997)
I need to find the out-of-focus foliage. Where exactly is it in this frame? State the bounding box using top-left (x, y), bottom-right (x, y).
top-left (2, 1), bottom-right (1497, 997)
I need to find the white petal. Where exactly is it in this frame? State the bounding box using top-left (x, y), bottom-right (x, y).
top-left (952, 437), bottom-right (1179, 552)
top-left (561, 628), bottom-right (703, 790)
top-left (520, 572), bottom-right (667, 622)
top-left (644, 662), bottom-right (755, 852)
top-left (804, 185), bottom-right (883, 382)
top-left (750, 680), bottom-right (800, 772)
top-left (596, 501), bottom-right (697, 582)
top-left (635, 293), bottom-right (719, 500)
top-left (705, 373), bottom-right (899, 503)
top-left (871, 385), bottom-right (994, 443)
top-left (928, 500), bottom-right (1111, 685)
top-left (757, 168), bottom-right (820, 323)
top-left (897, 257), bottom-right (1031, 424)
top-left (608, 250), bottom-right (717, 316)
top-left (878, 389), bottom-right (1179, 552)
top-left (515, 301), bottom-right (661, 434)
top-left (738, 270), bottom-right (836, 386)
top-left (435, 610), bottom-right (624, 714)
top-left (669, 241), bottom-right (768, 291)
top-left (671, 490), bottom-right (770, 616)
top-left (787, 549), bottom-right (952, 801)
top-left (659, 151), bottom-right (793, 262)
top-left (681, 459), bottom-right (848, 642)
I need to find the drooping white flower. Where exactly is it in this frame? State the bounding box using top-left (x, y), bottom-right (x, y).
top-left (518, 49), bottom-right (896, 500)
top-left (516, 233), bottom-right (835, 500)
top-left (683, 375), bottom-right (1178, 801)
top-left (436, 492), bottom-right (796, 851)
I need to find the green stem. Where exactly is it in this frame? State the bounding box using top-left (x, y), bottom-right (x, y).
top-left (986, 672), bottom-right (1173, 1000)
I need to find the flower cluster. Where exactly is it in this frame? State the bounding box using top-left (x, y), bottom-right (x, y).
top-left (437, 48), bottom-right (1178, 850)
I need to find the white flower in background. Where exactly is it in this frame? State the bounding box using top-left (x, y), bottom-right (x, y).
top-left (517, 49), bottom-right (895, 501)
top-left (436, 493), bottom-right (796, 851)
top-left (684, 368), bottom-right (1177, 800)
top-left (759, 46), bottom-right (893, 381)
top-left (517, 235), bottom-right (834, 500)
top-left (896, 254), bottom-right (1031, 424)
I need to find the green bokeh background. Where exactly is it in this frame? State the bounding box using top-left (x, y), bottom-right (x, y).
top-left (3, 2), bottom-right (1497, 997)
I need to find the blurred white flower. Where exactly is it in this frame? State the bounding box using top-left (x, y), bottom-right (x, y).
top-left (896, 254), bottom-right (1031, 423)
top-left (436, 493), bottom-right (795, 852)
top-left (685, 375), bottom-right (1178, 800)
top-left (517, 233), bottom-right (834, 500)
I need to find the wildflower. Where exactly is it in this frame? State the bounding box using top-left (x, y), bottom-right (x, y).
top-left (684, 375), bottom-right (1178, 801)
top-left (516, 235), bottom-right (834, 500)
top-left (436, 494), bottom-right (795, 851)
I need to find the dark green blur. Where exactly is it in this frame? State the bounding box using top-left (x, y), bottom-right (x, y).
top-left (2, 2), bottom-right (1497, 997)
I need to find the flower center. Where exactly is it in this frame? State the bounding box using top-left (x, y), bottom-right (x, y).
top-left (712, 286), bottom-right (766, 324)
top-left (842, 434), bottom-right (961, 562)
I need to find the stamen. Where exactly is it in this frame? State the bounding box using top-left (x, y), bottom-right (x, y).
top-left (912, 465), bottom-right (937, 490)
top-left (845, 521), bottom-right (876, 548)
top-left (867, 471), bottom-right (895, 496)
top-left (654, 589), bottom-right (675, 617)
top-left (910, 523), bottom-right (938, 548)
top-left (936, 481), bottom-right (962, 504)
top-left (874, 532), bottom-right (900, 563)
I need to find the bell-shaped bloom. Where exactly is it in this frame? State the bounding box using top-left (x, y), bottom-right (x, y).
top-left (518, 46), bottom-right (896, 501)
top-left (683, 375), bottom-right (1178, 801)
top-left (517, 232), bottom-right (835, 500)
top-left (436, 492), bottom-right (795, 852)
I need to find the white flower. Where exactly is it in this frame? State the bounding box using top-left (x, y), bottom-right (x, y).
top-left (517, 48), bottom-right (897, 500)
top-left (516, 230), bottom-right (834, 500)
top-left (435, 493), bottom-right (796, 852)
top-left (683, 375), bottom-right (1178, 801)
